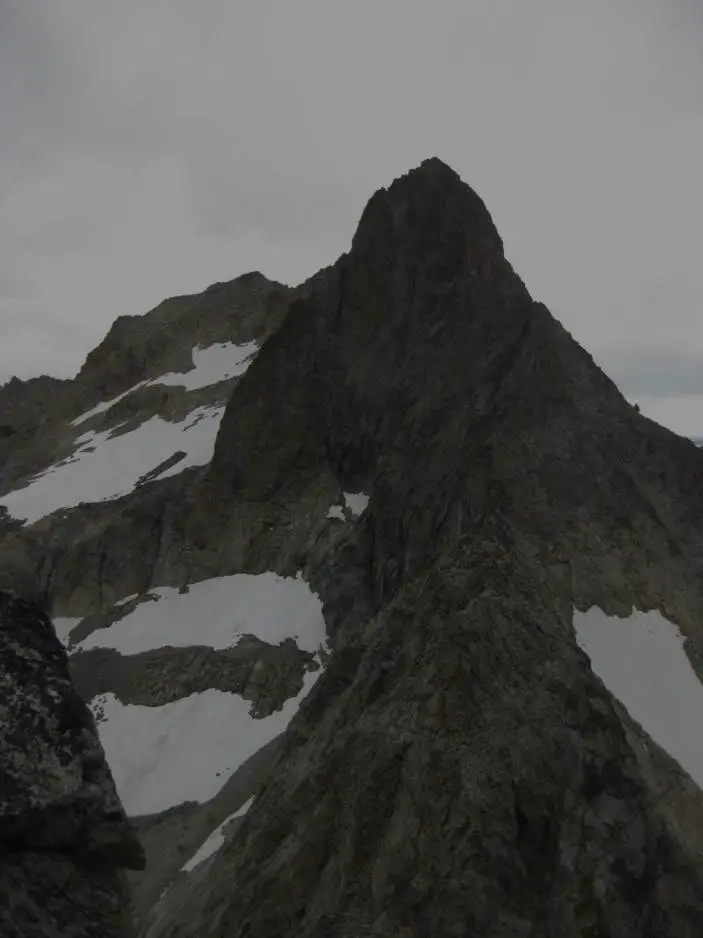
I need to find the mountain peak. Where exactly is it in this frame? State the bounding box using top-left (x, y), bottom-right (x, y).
top-left (351, 157), bottom-right (504, 283)
top-left (2, 162), bottom-right (703, 936)
top-left (396, 155), bottom-right (464, 185)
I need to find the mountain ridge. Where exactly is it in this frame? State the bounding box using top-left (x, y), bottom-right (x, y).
top-left (1, 157), bottom-right (703, 936)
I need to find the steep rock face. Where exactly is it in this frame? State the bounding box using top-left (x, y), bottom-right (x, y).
top-left (0, 375), bottom-right (73, 491)
top-left (0, 374), bottom-right (72, 432)
top-left (0, 472), bottom-right (191, 612)
top-left (200, 159), bottom-right (703, 650)
top-left (71, 636), bottom-right (319, 716)
top-left (0, 272), bottom-right (292, 500)
top-left (2, 159), bottom-right (703, 936)
top-left (0, 271), bottom-right (297, 605)
top-left (141, 159), bottom-right (703, 935)
top-left (0, 590), bottom-right (144, 937)
top-left (161, 530), bottom-right (703, 938)
top-left (0, 270), bottom-right (332, 935)
top-left (74, 272), bottom-right (293, 403)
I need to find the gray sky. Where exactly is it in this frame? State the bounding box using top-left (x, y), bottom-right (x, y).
top-left (2, 1), bottom-right (703, 434)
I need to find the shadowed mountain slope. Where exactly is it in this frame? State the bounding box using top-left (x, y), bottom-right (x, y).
top-left (1, 159), bottom-right (703, 936)
top-left (143, 158), bottom-right (703, 935)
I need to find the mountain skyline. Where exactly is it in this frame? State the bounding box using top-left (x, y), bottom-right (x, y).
top-left (3, 156), bottom-right (703, 936)
top-left (2, 3), bottom-right (703, 437)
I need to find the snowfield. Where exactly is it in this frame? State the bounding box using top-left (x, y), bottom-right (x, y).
top-left (182, 796), bottom-right (255, 873)
top-left (0, 404), bottom-right (223, 525)
top-left (72, 381), bottom-right (150, 426)
top-left (91, 669), bottom-right (321, 816)
top-left (57, 569), bottom-right (329, 818)
top-left (71, 340), bottom-right (259, 427)
top-left (573, 606), bottom-right (703, 790)
top-left (74, 572), bottom-right (327, 655)
top-left (153, 341), bottom-right (258, 391)
top-left (3, 339), bottom-right (262, 525)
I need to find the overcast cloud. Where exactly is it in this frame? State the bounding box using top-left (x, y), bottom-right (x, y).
top-left (2, 1), bottom-right (703, 432)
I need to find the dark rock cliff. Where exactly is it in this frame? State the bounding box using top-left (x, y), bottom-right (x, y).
top-left (2, 158), bottom-right (703, 936)
top-left (74, 272), bottom-right (293, 402)
top-left (0, 590), bottom-right (144, 937)
top-left (144, 158), bottom-right (703, 935)
top-left (0, 271), bottom-right (293, 499)
top-left (0, 375), bottom-right (73, 492)
top-left (170, 529), bottom-right (703, 937)
top-left (201, 158), bottom-right (703, 645)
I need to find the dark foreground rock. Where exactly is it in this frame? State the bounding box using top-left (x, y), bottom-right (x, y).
top-left (0, 590), bottom-right (144, 937)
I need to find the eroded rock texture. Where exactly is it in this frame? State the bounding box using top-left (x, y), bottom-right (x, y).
top-left (2, 159), bottom-right (703, 937)
top-left (144, 159), bottom-right (703, 936)
top-left (0, 590), bottom-right (144, 937)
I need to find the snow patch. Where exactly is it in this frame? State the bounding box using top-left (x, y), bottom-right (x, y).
top-left (71, 382), bottom-right (149, 427)
top-left (74, 572), bottom-right (327, 655)
top-left (573, 607), bottom-right (703, 789)
top-left (181, 796), bottom-right (255, 872)
top-left (115, 593), bottom-right (139, 607)
top-left (52, 616), bottom-right (82, 648)
top-left (326, 504), bottom-right (345, 521)
top-left (343, 492), bottom-right (370, 517)
top-left (153, 341), bottom-right (258, 391)
top-left (70, 342), bottom-right (257, 427)
top-left (91, 668), bottom-right (321, 816)
top-left (0, 404), bottom-right (224, 525)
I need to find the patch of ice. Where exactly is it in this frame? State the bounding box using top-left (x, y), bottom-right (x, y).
top-left (326, 505), bottom-right (345, 521)
top-left (0, 404), bottom-right (224, 525)
top-left (69, 342), bottom-right (256, 427)
top-left (573, 607), bottom-right (703, 789)
top-left (115, 593), bottom-right (139, 607)
top-left (343, 492), bottom-right (370, 517)
top-left (153, 341), bottom-right (258, 391)
top-left (71, 381), bottom-right (149, 427)
top-left (91, 668), bottom-right (321, 816)
top-left (181, 796), bottom-right (255, 872)
top-left (52, 616), bottom-right (82, 648)
top-left (74, 572), bottom-right (327, 656)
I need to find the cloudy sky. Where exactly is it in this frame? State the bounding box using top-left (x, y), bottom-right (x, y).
top-left (2, 1), bottom-right (703, 434)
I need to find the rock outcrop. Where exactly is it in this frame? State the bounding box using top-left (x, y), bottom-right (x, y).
top-left (149, 158), bottom-right (703, 935)
top-left (0, 590), bottom-right (144, 937)
top-left (0, 375), bottom-right (74, 494)
top-left (74, 271), bottom-right (293, 403)
top-left (159, 529), bottom-right (703, 938)
top-left (0, 271), bottom-right (293, 501)
top-left (2, 158), bottom-right (703, 936)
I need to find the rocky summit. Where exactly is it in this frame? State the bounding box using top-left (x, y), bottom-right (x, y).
top-left (1, 158), bottom-right (703, 936)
